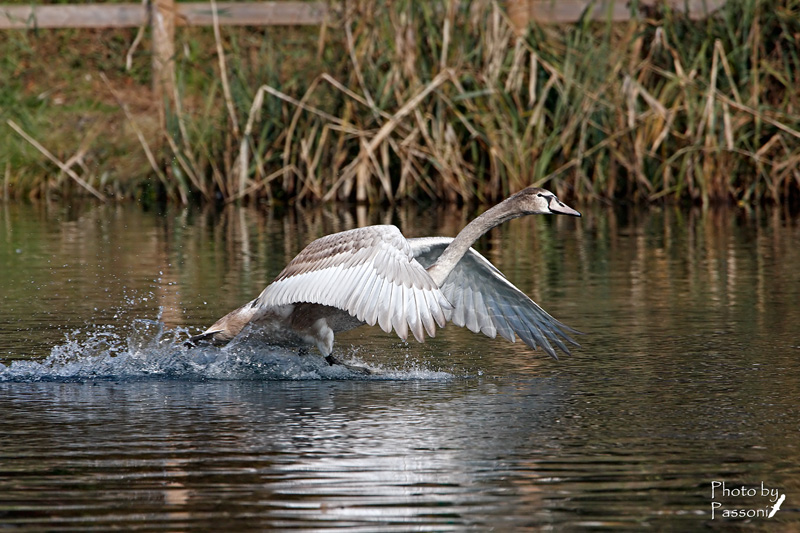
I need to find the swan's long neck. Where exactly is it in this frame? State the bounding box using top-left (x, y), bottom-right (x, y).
top-left (426, 200), bottom-right (520, 286)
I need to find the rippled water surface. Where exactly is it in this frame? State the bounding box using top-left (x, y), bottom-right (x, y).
top-left (1, 202), bottom-right (799, 531)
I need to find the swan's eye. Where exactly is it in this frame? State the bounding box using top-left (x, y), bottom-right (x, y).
top-left (536, 193), bottom-right (544, 197)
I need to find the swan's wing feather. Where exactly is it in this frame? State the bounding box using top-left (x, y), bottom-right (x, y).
top-left (409, 237), bottom-right (580, 359)
top-left (255, 226), bottom-right (451, 341)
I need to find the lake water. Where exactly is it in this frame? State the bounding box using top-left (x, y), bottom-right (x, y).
top-left (1, 201), bottom-right (798, 530)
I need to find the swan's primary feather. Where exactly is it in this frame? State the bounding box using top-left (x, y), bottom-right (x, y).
top-left (408, 236), bottom-right (580, 359)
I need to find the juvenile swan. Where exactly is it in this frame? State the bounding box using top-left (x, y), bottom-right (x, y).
top-left (188, 187), bottom-right (581, 363)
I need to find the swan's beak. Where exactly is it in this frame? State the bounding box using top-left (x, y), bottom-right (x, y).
top-left (548, 197), bottom-right (581, 217)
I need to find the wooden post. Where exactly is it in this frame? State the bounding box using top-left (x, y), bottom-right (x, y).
top-left (152, 0), bottom-right (176, 129)
top-left (506, 0), bottom-right (531, 35)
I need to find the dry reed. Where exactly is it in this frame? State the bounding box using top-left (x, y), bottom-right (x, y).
top-left (6, 0), bottom-right (799, 206)
top-left (171, 0), bottom-right (798, 205)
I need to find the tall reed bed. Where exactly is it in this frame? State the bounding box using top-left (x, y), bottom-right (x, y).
top-left (165, 0), bottom-right (797, 205)
top-left (8, 0), bottom-right (798, 205)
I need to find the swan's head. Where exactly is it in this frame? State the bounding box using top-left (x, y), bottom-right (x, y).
top-left (511, 187), bottom-right (582, 217)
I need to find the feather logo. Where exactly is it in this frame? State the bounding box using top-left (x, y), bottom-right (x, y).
top-left (768, 494), bottom-right (785, 518)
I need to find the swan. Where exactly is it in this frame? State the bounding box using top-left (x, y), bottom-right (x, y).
top-left (187, 187), bottom-right (582, 365)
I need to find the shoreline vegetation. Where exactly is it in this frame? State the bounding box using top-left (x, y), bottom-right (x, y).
top-left (2, 0), bottom-right (799, 207)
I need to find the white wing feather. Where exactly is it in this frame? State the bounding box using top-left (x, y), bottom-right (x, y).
top-left (255, 226), bottom-right (452, 342)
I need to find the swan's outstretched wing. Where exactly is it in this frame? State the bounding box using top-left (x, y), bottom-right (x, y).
top-left (255, 225), bottom-right (451, 342)
top-left (409, 237), bottom-right (580, 359)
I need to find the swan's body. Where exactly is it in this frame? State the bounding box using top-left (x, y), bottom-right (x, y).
top-left (189, 187), bottom-right (581, 361)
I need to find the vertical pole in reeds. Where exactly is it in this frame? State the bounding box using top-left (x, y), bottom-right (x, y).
top-left (506, 0), bottom-right (531, 34)
top-left (152, 0), bottom-right (176, 130)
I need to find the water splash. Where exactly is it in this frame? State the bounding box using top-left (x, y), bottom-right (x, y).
top-left (0, 319), bottom-right (453, 382)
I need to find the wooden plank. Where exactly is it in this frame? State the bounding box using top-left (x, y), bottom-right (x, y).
top-left (0, 4), bottom-right (147, 29)
top-left (178, 2), bottom-right (328, 26)
top-left (527, 0), bottom-right (727, 23)
top-left (0, 1), bottom-right (723, 30)
top-left (0, 2), bottom-right (327, 30)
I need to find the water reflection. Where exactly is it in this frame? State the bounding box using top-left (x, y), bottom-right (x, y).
top-left (0, 378), bottom-right (567, 529)
top-left (7, 202), bottom-right (798, 360)
top-left (2, 201), bottom-right (799, 380)
top-left (1, 201), bottom-right (799, 530)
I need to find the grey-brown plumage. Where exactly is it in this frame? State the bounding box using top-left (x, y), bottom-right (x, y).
top-left (188, 187), bottom-right (582, 361)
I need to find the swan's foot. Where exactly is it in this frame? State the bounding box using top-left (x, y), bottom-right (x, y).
top-left (185, 330), bottom-right (228, 348)
top-left (184, 333), bottom-right (207, 348)
top-left (324, 354), bottom-right (372, 375)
